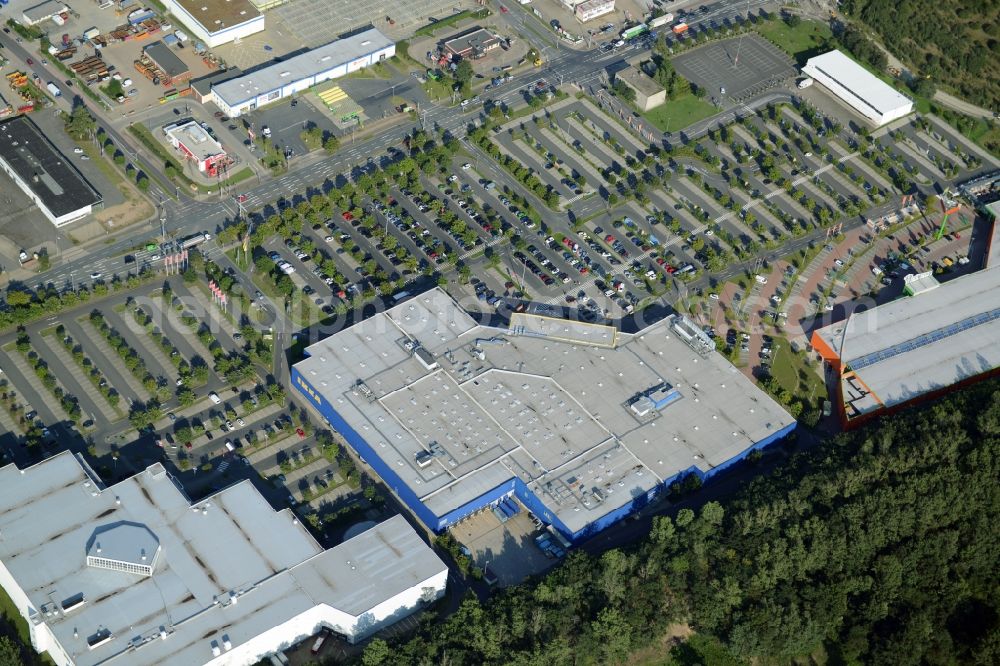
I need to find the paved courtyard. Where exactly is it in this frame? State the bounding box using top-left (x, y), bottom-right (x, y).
top-left (450, 506), bottom-right (553, 586)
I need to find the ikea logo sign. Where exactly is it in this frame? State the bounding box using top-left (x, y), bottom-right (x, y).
top-left (296, 374), bottom-right (323, 406)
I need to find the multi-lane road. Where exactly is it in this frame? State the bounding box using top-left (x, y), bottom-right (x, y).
top-left (3, 0), bottom-right (782, 293)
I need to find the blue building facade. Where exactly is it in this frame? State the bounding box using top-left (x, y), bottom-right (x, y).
top-left (293, 367), bottom-right (796, 544)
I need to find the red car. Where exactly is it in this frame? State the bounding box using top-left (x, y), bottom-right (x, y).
top-left (296, 428), bottom-right (306, 439)
top-left (26, 58), bottom-right (34, 65)
top-left (605, 234), bottom-right (615, 243)
top-left (341, 211), bottom-right (354, 221)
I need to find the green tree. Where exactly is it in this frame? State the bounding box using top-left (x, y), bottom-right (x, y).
top-left (361, 637), bottom-right (390, 666)
top-left (454, 59), bottom-right (474, 94)
top-left (64, 104), bottom-right (97, 140)
top-left (612, 79), bottom-right (637, 103)
top-left (0, 636), bottom-right (21, 666)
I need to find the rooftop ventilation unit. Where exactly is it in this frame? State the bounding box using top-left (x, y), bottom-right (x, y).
top-left (669, 314), bottom-right (714, 356)
top-left (399, 337), bottom-right (439, 370)
top-left (353, 380), bottom-right (376, 402)
top-left (629, 382), bottom-right (682, 417)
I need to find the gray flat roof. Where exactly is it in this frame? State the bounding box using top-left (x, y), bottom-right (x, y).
top-left (22, 0), bottom-right (66, 23)
top-left (86, 522), bottom-right (160, 565)
top-left (213, 28), bottom-right (393, 106)
top-left (191, 67), bottom-right (242, 95)
top-left (0, 116), bottom-right (102, 218)
top-left (170, 0), bottom-right (262, 33)
top-left (0, 453), bottom-right (444, 666)
top-left (816, 266), bottom-right (1000, 410)
top-left (144, 41), bottom-right (189, 79)
top-left (617, 68), bottom-right (665, 96)
top-left (296, 289), bottom-right (793, 534)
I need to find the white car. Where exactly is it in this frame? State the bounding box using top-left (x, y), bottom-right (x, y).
top-left (462, 163), bottom-right (471, 170)
top-left (73, 147), bottom-right (84, 154)
top-left (448, 174), bottom-right (458, 182)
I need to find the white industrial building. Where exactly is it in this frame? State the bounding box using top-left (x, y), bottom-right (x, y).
top-left (21, 0), bottom-right (68, 25)
top-left (575, 0), bottom-right (615, 22)
top-left (160, 0), bottom-right (265, 48)
top-left (0, 116), bottom-right (102, 227)
top-left (801, 50), bottom-right (913, 126)
top-left (210, 28), bottom-right (395, 117)
top-left (0, 452), bottom-right (447, 666)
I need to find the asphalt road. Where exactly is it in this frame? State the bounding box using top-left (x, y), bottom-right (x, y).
top-left (5, 0), bottom-right (776, 290)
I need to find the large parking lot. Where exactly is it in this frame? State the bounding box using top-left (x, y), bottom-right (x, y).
top-left (673, 34), bottom-right (796, 103)
top-left (0, 248), bottom-right (371, 524)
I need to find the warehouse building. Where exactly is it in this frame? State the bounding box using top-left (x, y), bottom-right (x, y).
top-left (811, 265), bottom-right (1000, 427)
top-left (162, 121), bottom-right (228, 176)
top-left (21, 0), bottom-right (67, 26)
top-left (161, 0), bottom-right (265, 48)
top-left (190, 68), bottom-right (242, 105)
top-left (144, 41), bottom-right (191, 84)
top-left (801, 50), bottom-right (913, 126)
top-left (0, 452), bottom-right (448, 666)
top-left (292, 289), bottom-right (795, 544)
top-left (443, 28), bottom-right (500, 60)
top-left (0, 116), bottom-right (102, 227)
top-left (211, 29), bottom-right (395, 117)
top-left (614, 67), bottom-right (666, 111)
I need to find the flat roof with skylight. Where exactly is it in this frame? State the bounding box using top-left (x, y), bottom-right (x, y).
top-left (0, 453), bottom-right (447, 665)
top-left (0, 116), bottom-right (102, 226)
top-left (294, 289), bottom-right (794, 539)
top-left (212, 28), bottom-right (394, 108)
top-left (813, 266), bottom-right (1000, 417)
top-left (170, 0), bottom-right (261, 31)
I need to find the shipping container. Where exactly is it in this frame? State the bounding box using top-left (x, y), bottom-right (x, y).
top-left (648, 13), bottom-right (674, 28)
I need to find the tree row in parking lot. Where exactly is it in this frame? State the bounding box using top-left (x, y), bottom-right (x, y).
top-left (0, 269), bottom-right (154, 333)
top-left (360, 377), bottom-right (1000, 665)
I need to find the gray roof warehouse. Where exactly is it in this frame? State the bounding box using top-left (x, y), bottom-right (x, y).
top-left (0, 116), bottom-right (102, 226)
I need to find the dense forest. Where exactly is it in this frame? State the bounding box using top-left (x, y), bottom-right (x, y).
top-left (356, 378), bottom-right (1000, 665)
top-left (841, 0), bottom-right (1000, 109)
